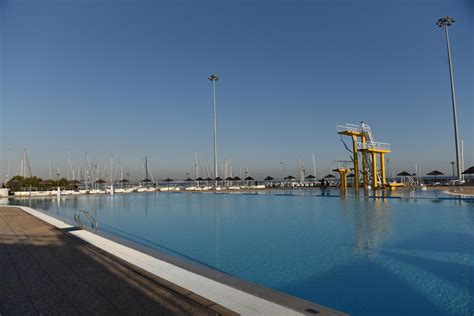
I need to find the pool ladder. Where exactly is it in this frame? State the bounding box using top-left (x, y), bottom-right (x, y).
top-left (74, 210), bottom-right (98, 230)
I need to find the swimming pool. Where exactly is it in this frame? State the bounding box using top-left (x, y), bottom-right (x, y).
top-left (11, 190), bottom-right (474, 315)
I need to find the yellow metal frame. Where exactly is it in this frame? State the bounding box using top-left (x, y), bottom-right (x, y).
top-left (334, 168), bottom-right (350, 195)
top-left (359, 149), bottom-right (390, 189)
top-left (338, 126), bottom-right (391, 191)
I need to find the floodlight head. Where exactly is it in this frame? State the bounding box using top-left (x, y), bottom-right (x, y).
top-left (208, 74), bottom-right (219, 81)
top-left (437, 16), bottom-right (455, 27)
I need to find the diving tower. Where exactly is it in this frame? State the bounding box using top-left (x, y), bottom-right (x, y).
top-left (337, 122), bottom-right (391, 190)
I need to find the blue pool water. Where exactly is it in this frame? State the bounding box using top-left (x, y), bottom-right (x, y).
top-left (12, 190), bottom-right (474, 315)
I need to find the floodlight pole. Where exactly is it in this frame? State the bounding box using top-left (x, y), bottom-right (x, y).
top-left (450, 161), bottom-right (455, 181)
top-left (437, 16), bottom-right (461, 180)
top-left (208, 74), bottom-right (219, 180)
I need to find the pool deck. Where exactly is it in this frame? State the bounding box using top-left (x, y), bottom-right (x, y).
top-left (0, 206), bottom-right (346, 316)
top-left (0, 206), bottom-right (230, 315)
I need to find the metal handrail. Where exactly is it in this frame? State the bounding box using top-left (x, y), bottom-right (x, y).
top-left (356, 141), bottom-right (391, 151)
top-left (74, 210), bottom-right (98, 230)
top-left (337, 124), bottom-right (362, 133)
top-left (331, 160), bottom-right (353, 170)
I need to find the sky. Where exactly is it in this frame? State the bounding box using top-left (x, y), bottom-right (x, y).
top-left (0, 0), bottom-right (473, 181)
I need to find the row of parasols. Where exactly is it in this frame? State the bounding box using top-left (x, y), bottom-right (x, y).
top-left (89, 166), bottom-right (474, 184)
top-left (397, 166), bottom-right (474, 181)
top-left (138, 175), bottom-right (323, 184)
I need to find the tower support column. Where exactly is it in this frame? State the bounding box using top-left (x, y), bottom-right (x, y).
top-left (380, 153), bottom-right (386, 189)
top-left (371, 152), bottom-right (378, 189)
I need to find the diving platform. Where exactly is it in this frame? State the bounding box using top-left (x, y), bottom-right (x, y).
top-left (337, 123), bottom-right (391, 190)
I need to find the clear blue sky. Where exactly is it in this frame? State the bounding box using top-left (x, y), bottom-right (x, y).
top-left (0, 0), bottom-right (473, 180)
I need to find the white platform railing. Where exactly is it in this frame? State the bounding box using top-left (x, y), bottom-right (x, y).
top-left (356, 141), bottom-right (391, 151)
top-left (337, 124), bottom-right (362, 133)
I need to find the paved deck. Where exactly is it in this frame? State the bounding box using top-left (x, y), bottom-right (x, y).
top-left (0, 206), bottom-right (232, 315)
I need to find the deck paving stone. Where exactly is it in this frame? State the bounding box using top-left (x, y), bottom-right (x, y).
top-left (0, 207), bottom-right (221, 316)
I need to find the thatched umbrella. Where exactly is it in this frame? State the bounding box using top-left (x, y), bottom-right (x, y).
top-left (184, 177), bottom-right (194, 187)
top-left (224, 176), bottom-right (233, 185)
top-left (462, 166), bottom-right (474, 174)
top-left (163, 178), bottom-right (174, 187)
top-left (396, 171), bottom-right (411, 185)
top-left (397, 171), bottom-right (411, 177)
top-left (232, 176), bottom-right (241, 185)
top-left (194, 177), bottom-right (204, 186)
top-left (264, 176), bottom-right (274, 181)
top-left (323, 174), bottom-right (335, 179)
top-left (427, 170), bottom-right (443, 183)
top-left (462, 166), bottom-right (474, 182)
top-left (214, 177), bottom-right (222, 187)
top-left (285, 175), bottom-right (295, 181)
top-left (95, 179), bottom-right (106, 189)
top-left (141, 178), bottom-right (152, 186)
top-left (305, 174), bottom-right (316, 181)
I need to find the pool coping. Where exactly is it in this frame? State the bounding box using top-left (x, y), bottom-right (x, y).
top-left (16, 206), bottom-right (347, 316)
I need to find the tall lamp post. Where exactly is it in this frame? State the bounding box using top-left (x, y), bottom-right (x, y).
top-left (437, 16), bottom-right (461, 180)
top-left (450, 161), bottom-right (455, 181)
top-left (208, 74), bottom-right (220, 181)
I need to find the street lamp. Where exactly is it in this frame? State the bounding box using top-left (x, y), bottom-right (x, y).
top-left (437, 16), bottom-right (461, 180)
top-left (208, 74), bottom-right (219, 181)
top-left (450, 161), bottom-right (455, 181)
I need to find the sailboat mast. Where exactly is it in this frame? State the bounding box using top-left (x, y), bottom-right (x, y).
top-left (49, 153), bottom-right (52, 179)
top-left (6, 150), bottom-right (11, 183)
top-left (145, 157), bottom-right (148, 181)
top-left (312, 154), bottom-right (316, 179)
top-left (195, 152), bottom-right (199, 179)
top-left (120, 166), bottom-right (123, 189)
top-left (66, 150), bottom-right (69, 180)
top-left (24, 150), bottom-right (32, 177)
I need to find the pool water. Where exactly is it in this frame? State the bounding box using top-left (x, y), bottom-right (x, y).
top-left (12, 191), bottom-right (474, 315)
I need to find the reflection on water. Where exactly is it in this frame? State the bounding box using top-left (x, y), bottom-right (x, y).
top-left (9, 191), bottom-right (474, 316)
top-left (353, 198), bottom-right (391, 258)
